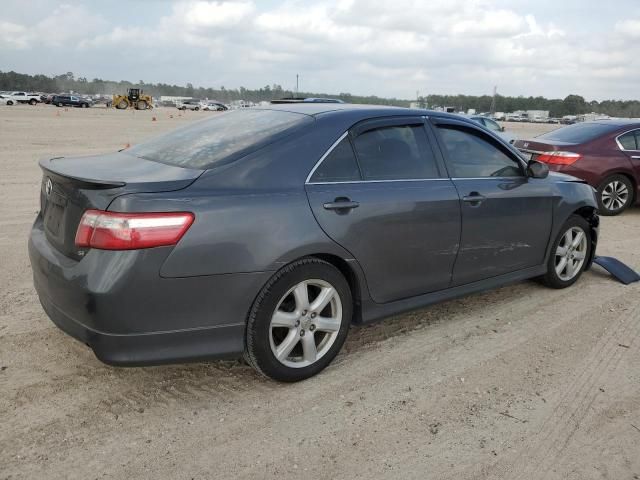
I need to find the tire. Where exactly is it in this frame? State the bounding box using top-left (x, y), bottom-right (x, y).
top-left (82, 103), bottom-right (89, 108)
top-left (57, 102), bottom-right (63, 107)
top-left (116, 100), bottom-right (128, 109)
top-left (7, 100), bottom-right (13, 106)
top-left (540, 215), bottom-right (592, 289)
top-left (245, 258), bottom-right (352, 382)
top-left (29, 99), bottom-right (37, 105)
top-left (597, 174), bottom-right (633, 216)
top-left (136, 100), bottom-right (147, 110)
top-left (194, 106), bottom-right (200, 111)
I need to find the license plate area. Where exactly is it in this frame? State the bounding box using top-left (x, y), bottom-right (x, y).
top-left (43, 190), bottom-right (68, 238)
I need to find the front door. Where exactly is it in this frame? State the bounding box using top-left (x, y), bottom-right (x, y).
top-left (305, 118), bottom-right (461, 304)
top-left (431, 119), bottom-right (553, 286)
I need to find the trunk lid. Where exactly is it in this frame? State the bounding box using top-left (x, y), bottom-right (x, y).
top-left (513, 139), bottom-right (579, 162)
top-left (39, 152), bottom-right (203, 259)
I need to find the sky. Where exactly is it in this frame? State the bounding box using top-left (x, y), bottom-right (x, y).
top-left (1, 0), bottom-right (639, 100)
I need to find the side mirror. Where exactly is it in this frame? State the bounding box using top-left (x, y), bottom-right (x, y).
top-left (527, 160), bottom-right (549, 179)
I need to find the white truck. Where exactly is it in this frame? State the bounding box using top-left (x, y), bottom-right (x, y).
top-left (1, 91), bottom-right (42, 105)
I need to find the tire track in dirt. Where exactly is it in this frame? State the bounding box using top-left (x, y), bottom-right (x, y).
top-left (496, 298), bottom-right (640, 479)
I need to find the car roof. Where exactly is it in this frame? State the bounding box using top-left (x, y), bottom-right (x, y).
top-left (252, 102), bottom-right (471, 124)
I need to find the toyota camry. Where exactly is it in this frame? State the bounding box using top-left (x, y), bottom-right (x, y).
top-left (29, 104), bottom-right (599, 381)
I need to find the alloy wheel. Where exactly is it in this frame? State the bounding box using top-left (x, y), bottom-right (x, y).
top-left (269, 279), bottom-right (342, 368)
top-left (554, 226), bottom-right (588, 281)
top-left (601, 180), bottom-right (629, 212)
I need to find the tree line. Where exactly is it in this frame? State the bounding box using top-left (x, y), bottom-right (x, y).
top-left (2, 70), bottom-right (639, 117)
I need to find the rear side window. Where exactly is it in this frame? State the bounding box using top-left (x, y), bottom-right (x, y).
top-left (353, 125), bottom-right (438, 180)
top-left (438, 126), bottom-right (522, 178)
top-left (127, 109), bottom-right (313, 169)
top-left (618, 130), bottom-right (640, 150)
top-left (538, 123), bottom-right (619, 143)
top-left (310, 137), bottom-right (361, 183)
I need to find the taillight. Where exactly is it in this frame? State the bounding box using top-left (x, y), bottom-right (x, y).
top-left (75, 210), bottom-right (194, 250)
top-left (536, 151), bottom-right (582, 165)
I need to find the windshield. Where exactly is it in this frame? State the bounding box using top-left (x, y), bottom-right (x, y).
top-left (538, 122), bottom-right (619, 143)
top-left (127, 109), bottom-right (312, 169)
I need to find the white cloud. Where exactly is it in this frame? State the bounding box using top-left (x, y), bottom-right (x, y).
top-left (1, 1), bottom-right (639, 100)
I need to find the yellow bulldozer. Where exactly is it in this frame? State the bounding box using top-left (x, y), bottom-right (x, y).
top-left (112, 88), bottom-right (153, 110)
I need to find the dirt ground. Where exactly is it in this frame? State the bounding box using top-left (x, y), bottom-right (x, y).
top-left (1, 105), bottom-right (639, 480)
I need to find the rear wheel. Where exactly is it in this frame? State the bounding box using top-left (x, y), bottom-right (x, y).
top-left (116, 100), bottom-right (128, 109)
top-left (136, 100), bottom-right (148, 110)
top-left (57, 102), bottom-right (63, 107)
top-left (245, 258), bottom-right (352, 382)
top-left (540, 215), bottom-right (591, 289)
top-left (81, 103), bottom-right (89, 108)
top-left (7, 100), bottom-right (13, 106)
top-left (194, 106), bottom-right (200, 111)
top-left (597, 174), bottom-right (633, 215)
top-left (29, 98), bottom-right (37, 105)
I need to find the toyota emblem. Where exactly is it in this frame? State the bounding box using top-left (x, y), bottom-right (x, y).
top-left (45, 178), bottom-right (53, 196)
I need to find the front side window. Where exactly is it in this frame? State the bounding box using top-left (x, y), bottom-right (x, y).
top-left (310, 137), bottom-right (361, 183)
top-left (618, 130), bottom-right (639, 150)
top-left (438, 126), bottom-right (522, 178)
top-left (353, 125), bottom-right (439, 180)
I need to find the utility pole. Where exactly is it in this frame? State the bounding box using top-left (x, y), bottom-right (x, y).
top-left (490, 85), bottom-right (497, 115)
top-left (295, 74), bottom-right (299, 99)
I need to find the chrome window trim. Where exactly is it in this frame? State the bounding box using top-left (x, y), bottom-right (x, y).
top-left (615, 128), bottom-right (640, 152)
top-left (308, 178), bottom-right (452, 185)
top-left (305, 131), bottom-right (350, 184)
top-left (450, 176), bottom-right (526, 181)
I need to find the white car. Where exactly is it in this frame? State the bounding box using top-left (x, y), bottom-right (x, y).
top-left (177, 100), bottom-right (206, 111)
top-left (0, 94), bottom-right (15, 105)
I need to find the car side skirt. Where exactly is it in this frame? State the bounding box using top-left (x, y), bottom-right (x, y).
top-left (358, 265), bottom-right (547, 324)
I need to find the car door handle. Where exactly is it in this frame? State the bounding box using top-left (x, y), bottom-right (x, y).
top-left (462, 192), bottom-right (486, 206)
top-left (323, 198), bottom-right (360, 211)
top-left (631, 155), bottom-right (640, 159)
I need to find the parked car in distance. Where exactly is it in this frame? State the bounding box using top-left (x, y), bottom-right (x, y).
top-left (52, 95), bottom-right (92, 108)
top-left (3, 91), bottom-right (42, 105)
top-left (467, 115), bottom-right (517, 144)
top-left (514, 120), bottom-right (640, 215)
top-left (178, 100), bottom-right (205, 111)
top-left (29, 104), bottom-right (599, 382)
top-left (0, 94), bottom-right (15, 105)
top-left (203, 102), bottom-right (228, 111)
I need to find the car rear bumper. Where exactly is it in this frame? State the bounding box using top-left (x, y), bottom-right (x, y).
top-left (29, 215), bottom-right (271, 366)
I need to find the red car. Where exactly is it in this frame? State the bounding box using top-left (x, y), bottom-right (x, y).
top-left (515, 120), bottom-right (640, 215)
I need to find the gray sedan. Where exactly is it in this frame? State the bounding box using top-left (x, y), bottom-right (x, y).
top-left (29, 104), bottom-right (599, 381)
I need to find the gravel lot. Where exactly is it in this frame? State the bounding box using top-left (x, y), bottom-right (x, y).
top-left (1, 105), bottom-right (639, 480)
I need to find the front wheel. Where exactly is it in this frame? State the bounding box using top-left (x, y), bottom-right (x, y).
top-left (597, 175), bottom-right (633, 215)
top-left (540, 215), bottom-right (592, 289)
top-left (245, 258), bottom-right (352, 382)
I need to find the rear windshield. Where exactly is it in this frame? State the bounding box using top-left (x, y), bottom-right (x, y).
top-left (537, 122), bottom-right (619, 143)
top-left (127, 109), bottom-right (312, 169)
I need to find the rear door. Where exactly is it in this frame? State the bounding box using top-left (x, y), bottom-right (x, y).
top-left (305, 117), bottom-right (461, 304)
top-left (430, 118), bottom-right (553, 286)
